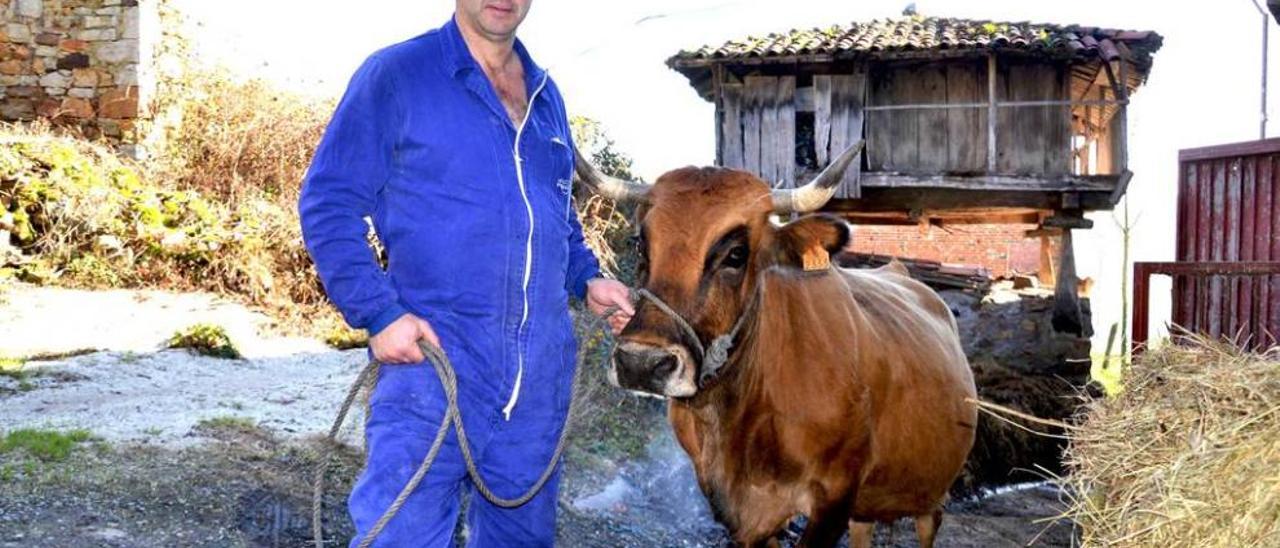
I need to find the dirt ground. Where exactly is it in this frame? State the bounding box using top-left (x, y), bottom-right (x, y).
top-left (0, 423), bottom-right (1077, 548)
top-left (0, 284), bottom-right (1079, 547)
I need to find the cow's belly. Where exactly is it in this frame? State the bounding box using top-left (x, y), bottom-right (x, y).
top-left (721, 482), bottom-right (811, 542)
top-left (853, 374), bottom-right (977, 520)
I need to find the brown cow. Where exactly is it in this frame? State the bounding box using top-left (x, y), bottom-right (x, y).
top-left (575, 144), bottom-right (978, 548)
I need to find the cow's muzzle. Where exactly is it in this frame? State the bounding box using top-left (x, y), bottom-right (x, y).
top-left (610, 342), bottom-right (696, 398)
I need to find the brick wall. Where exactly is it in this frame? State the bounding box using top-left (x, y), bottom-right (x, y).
top-left (851, 223), bottom-right (1055, 277)
top-left (0, 0), bottom-right (157, 155)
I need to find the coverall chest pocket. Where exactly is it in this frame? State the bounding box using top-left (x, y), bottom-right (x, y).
top-left (541, 135), bottom-right (574, 224)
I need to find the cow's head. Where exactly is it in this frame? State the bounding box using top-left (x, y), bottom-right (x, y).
top-left (575, 143), bottom-right (862, 398)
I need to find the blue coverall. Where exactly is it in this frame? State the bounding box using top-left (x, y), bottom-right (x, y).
top-left (298, 16), bottom-right (601, 547)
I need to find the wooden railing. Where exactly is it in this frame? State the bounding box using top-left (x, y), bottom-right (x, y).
top-left (1133, 261), bottom-right (1280, 353)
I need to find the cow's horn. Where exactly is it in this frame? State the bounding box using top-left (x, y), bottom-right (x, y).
top-left (771, 140), bottom-right (865, 214)
top-left (573, 145), bottom-right (650, 203)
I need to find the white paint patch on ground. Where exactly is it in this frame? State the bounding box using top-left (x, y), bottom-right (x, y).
top-left (0, 283), bottom-right (369, 446)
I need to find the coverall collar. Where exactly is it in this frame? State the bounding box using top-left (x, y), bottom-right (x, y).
top-left (442, 15), bottom-right (548, 93)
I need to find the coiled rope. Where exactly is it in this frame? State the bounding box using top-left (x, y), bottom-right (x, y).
top-left (312, 288), bottom-right (746, 547)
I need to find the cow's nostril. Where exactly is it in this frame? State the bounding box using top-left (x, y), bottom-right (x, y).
top-left (651, 353), bottom-right (677, 379)
top-left (613, 346), bottom-right (681, 394)
top-left (614, 348), bottom-right (645, 373)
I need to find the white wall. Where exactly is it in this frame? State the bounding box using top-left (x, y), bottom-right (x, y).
top-left (173, 0), bottom-right (1280, 353)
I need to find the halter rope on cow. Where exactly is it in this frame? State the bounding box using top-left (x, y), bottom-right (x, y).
top-left (312, 286), bottom-right (751, 547)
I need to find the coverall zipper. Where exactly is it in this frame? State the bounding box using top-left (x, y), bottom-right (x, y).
top-left (503, 71), bottom-right (551, 420)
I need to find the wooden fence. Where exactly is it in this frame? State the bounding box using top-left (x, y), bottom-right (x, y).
top-left (1132, 138), bottom-right (1280, 352)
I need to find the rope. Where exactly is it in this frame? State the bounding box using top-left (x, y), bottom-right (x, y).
top-left (632, 287), bottom-right (750, 386)
top-left (312, 288), bottom-right (748, 547)
top-left (312, 304), bottom-right (625, 548)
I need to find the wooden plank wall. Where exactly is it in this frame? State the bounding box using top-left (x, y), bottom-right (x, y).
top-left (946, 64), bottom-right (985, 172)
top-left (715, 59), bottom-right (1079, 198)
top-left (996, 61), bottom-right (1071, 175)
top-left (719, 83), bottom-right (743, 169)
top-left (1175, 150), bottom-right (1280, 349)
top-left (720, 73), bottom-right (862, 195)
top-left (867, 59), bottom-right (1070, 176)
top-left (720, 75), bottom-right (797, 188)
top-left (817, 72), bottom-right (866, 198)
top-left (867, 60), bottom-right (989, 174)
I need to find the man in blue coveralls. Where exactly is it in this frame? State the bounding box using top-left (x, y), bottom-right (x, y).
top-left (298, 0), bottom-right (635, 545)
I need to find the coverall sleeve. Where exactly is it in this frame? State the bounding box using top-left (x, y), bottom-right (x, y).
top-left (565, 136), bottom-right (603, 301)
top-left (298, 54), bottom-right (407, 335)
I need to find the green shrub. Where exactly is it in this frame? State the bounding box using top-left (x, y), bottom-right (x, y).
top-left (0, 357), bottom-right (34, 392)
top-left (0, 428), bottom-right (93, 461)
top-left (167, 323), bottom-right (240, 359)
top-left (195, 416), bottom-right (257, 432)
top-left (0, 127), bottom-right (336, 333)
top-left (324, 326), bottom-right (368, 350)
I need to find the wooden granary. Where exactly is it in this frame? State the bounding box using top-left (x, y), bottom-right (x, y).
top-left (668, 15), bottom-right (1162, 224)
top-left (667, 15), bottom-right (1163, 332)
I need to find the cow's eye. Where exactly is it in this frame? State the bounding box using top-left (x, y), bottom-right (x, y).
top-left (723, 245), bottom-right (749, 269)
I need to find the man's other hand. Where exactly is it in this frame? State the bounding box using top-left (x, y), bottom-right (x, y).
top-left (370, 314), bottom-right (442, 364)
top-left (586, 278), bottom-right (634, 335)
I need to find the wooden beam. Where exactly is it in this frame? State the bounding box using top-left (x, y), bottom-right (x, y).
top-left (1025, 227), bottom-right (1061, 237)
top-left (794, 86), bottom-right (815, 112)
top-left (1051, 229), bottom-right (1086, 335)
top-left (861, 172), bottom-right (1120, 192)
top-left (720, 83), bottom-right (743, 169)
top-left (987, 53), bottom-right (998, 173)
top-left (668, 47), bottom-right (1076, 71)
top-left (1042, 214), bottom-right (1095, 229)
top-left (1073, 60), bottom-right (1108, 103)
top-left (1116, 59), bottom-right (1130, 173)
top-left (838, 209), bottom-right (1044, 225)
top-left (826, 187), bottom-right (1121, 213)
top-left (813, 76), bottom-right (832, 167)
top-left (1108, 169), bottom-right (1134, 205)
top-left (778, 76), bottom-right (797, 189)
top-left (863, 99), bottom-right (1125, 111)
top-left (1039, 234), bottom-right (1057, 287)
top-left (1180, 137), bottom-right (1280, 162)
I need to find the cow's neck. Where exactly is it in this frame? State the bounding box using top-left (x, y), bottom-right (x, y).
top-left (679, 332), bottom-right (768, 454)
top-left (672, 335), bottom-right (800, 530)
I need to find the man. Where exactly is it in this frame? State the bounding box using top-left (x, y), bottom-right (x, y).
top-left (298, 0), bottom-right (634, 545)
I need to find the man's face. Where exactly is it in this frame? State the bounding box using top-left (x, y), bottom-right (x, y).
top-left (456, 0), bottom-right (531, 41)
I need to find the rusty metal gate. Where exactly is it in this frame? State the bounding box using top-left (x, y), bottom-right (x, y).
top-left (1134, 138), bottom-right (1280, 352)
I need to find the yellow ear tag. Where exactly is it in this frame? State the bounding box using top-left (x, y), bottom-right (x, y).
top-left (801, 244), bottom-right (831, 271)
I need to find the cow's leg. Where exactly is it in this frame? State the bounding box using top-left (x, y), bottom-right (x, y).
top-left (914, 508), bottom-right (944, 548)
top-left (848, 520), bottom-right (874, 548)
top-left (797, 501), bottom-right (852, 548)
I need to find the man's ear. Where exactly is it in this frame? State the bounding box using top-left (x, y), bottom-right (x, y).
top-left (770, 214), bottom-right (851, 271)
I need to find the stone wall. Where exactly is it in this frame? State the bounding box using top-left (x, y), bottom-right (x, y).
top-left (0, 0), bottom-right (157, 155)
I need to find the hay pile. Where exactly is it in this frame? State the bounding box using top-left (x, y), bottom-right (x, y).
top-left (1066, 337), bottom-right (1280, 547)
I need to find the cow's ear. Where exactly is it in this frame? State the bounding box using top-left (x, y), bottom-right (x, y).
top-left (770, 214), bottom-right (850, 270)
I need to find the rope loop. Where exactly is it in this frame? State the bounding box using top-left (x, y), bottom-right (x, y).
top-left (313, 305), bottom-right (624, 548)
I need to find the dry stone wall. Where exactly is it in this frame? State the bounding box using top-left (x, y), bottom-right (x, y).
top-left (1, 0), bottom-right (157, 155)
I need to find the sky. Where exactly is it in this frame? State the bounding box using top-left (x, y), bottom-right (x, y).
top-left (171, 0), bottom-right (1280, 351)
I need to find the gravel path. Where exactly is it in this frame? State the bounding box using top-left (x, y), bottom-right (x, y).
top-left (0, 349), bottom-right (367, 446)
top-left (0, 283), bottom-right (367, 445)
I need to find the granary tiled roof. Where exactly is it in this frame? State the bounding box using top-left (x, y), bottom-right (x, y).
top-left (667, 16), bottom-right (1163, 69)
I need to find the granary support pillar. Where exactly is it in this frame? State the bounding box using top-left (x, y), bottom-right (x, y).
top-left (1043, 208), bottom-right (1093, 337)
